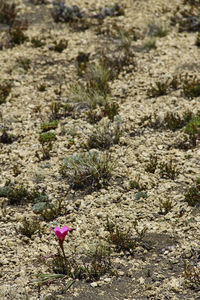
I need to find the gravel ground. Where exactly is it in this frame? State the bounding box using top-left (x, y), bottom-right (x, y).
top-left (0, 0), bottom-right (200, 299)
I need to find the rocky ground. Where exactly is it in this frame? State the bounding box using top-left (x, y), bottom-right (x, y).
top-left (0, 0), bottom-right (200, 299)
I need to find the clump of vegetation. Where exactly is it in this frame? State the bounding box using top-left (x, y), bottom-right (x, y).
top-left (147, 76), bottom-right (180, 98)
top-left (51, 1), bottom-right (83, 23)
top-left (31, 37), bottom-right (45, 48)
top-left (159, 199), bottom-right (173, 215)
top-left (129, 176), bottom-right (146, 191)
top-left (93, 4), bottom-right (124, 19)
top-left (146, 19), bottom-right (169, 37)
top-left (105, 217), bottom-right (147, 255)
top-left (7, 19), bottom-right (29, 47)
top-left (41, 120), bottom-right (58, 132)
top-left (185, 181), bottom-right (200, 206)
top-left (50, 39), bottom-right (68, 52)
top-left (184, 116), bottom-right (200, 146)
top-left (183, 75), bottom-right (200, 98)
top-left (183, 249), bottom-right (200, 289)
top-left (159, 159), bottom-right (178, 180)
top-left (19, 217), bottom-right (40, 238)
top-left (142, 37), bottom-right (157, 51)
top-left (60, 151), bottom-right (114, 190)
top-left (171, 6), bottom-right (200, 32)
top-left (0, 129), bottom-right (16, 144)
top-left (38, 132), bottom-right (57, 159)
top-left (0, 80), bottom-right (12, 104)
top-left (0, 0), bottom-right (18, 25)
top-left (76, 51), bottom-right (90, 76)
top-left (0, 182), bottom-right (35, 205)
top-left (195, 32), bottom-right (200, 46)
top-left (37, 83), bottom-right (46, 92)
top-left (145, 155), bottom-right (158, 173)
top-left (29, 0), bottom-right (47, 4)
top-left (86, 62), bottom-right (111, 96)
top-left (47, 241), bottom-right (112, 282)
top-left (102, 102), bottom-right (119, 121)
top-left (16, 57), bottom-right (31, 72)
top-left (32, 196), bottom-right (64, 221)
top-left (68, 83), bottom-right (107, 109)
top-left (147, 81), bottom-right (169, 97)
top-left (163, 111), bottom-right (192, 131)
top-left (86, 118), bottom-right (122, 150)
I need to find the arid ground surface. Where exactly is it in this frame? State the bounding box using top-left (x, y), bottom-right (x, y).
top-left (1, 0), bottom-right (200, 299)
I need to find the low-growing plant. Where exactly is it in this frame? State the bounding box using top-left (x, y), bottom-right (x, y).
top-left (146, 20), bottom-right (169, 38)
top-left (145, 155), bottom-right (158, 173)
top-left (0, 130), bottom-right (15, 143)
top-left (86, 62), bottom-right (111, 96)
top-left (31, 37), bottom-right (45, 48)
top-left (159, 199), bottom-right (173, 215)
top-left (0, 80), bottom-right (12, 104)
top-left (147, 81), bottom-right (169, 97)
top-left (60, 150), bottom-right (114, 190)
top-left (184, 116), bottom-right (200, 146)
top-left (183, 75), bottom-right (200, 98)
top-left (19, 217), bottom-right (40, 238)
top-left (0, 182), bottom-right (35, 205)
top-left (0, 0), bottom-right (18, 25)
top-left (142, 37), bottom-right (157, 51)
top-left (184, 257), bottom-right (200, 288)
top-left (51, 1), bottom-right (83, 23)
top-left (105, 217), bottom-right (143, 255)
top-left (195, 32), bottom-right (200, 46)
top-left (129, 175), bottom-right (146, 191)
top-left (49, 101), bottom-right (62, 120)
top-left (159, 159), bottom-right (178, 180)
top-left (7, 19), bottom-right (28, 47)
top-left (102, 102), bottom-right (119, 121)
top-left (37, 83), bottom-right (46, 92)
top-left (16, 57), bottom-right (31, 71)
top-left (68, 83), bottom-right (107, 109)
top-left (93, 4), bottom-right (124, 19)
top-left (50, 39), bottom-right (68, 52)
top-left (76, 51), bottom-right (90, 76)
top-left (86, 119), bottom-right (122, 150)
top-left (38, 132), bottom-right (57, 159)
top-left (171, 5), bottom-right (200, 32)
top-left (185, 182), bottom-right (200, 206)
top-left (41, 120), bottom-right (58, 132)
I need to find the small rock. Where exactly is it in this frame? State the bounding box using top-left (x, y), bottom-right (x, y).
top-left (90, 282), bottom-right (98, 288)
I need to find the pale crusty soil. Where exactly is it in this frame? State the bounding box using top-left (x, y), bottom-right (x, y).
top-left (1, 0), bottom-right (200, 299)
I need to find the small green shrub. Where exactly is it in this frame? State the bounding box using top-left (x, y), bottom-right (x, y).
top-left (159, 199), bottom-right (173, 215)
top-left (102, 102), bottom-right (119, 121)
top-left (183, 75), bottom-right (200, 98)
top-left (86, 118), bottom-right (122, 150)
top-left (145, 155), bottom-right (158, 173)
top-left (19, 217), bottom-right (40, 238)
top-left (185, 183), bottom-right (200, 206)
top-left (159, 159), bottom-right (178, 180)
top-left (129, 177), bottom-right (146, 191)
top-left (184, 116), bottom-right (200, 146)
top-left (38, 132), bottom-right (57, 159)
top-left (147, 81), bottom-right (169, 97)
top-left (41, 120), bottom-right (58, 132)
top-left (60, 151), bottom-right (114, 190)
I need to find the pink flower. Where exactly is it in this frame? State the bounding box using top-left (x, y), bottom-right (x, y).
top-left (51, 226), bottom-right (71, 243)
